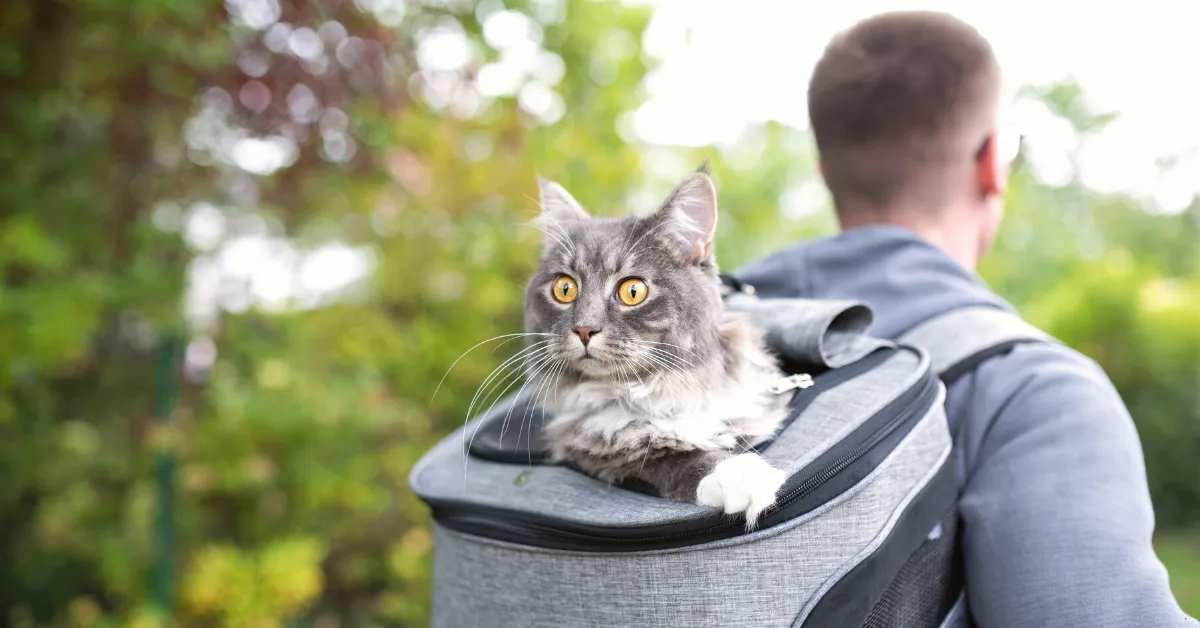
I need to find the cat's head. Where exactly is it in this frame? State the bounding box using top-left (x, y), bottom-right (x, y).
top-left (523, 165), bottom-right (726, 381)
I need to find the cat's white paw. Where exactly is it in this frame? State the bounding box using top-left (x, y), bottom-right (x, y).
top-left (696, 452), bottom-right (786, 530)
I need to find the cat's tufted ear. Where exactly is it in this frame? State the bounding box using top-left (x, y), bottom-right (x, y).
top-left (536, 176), bottom-right (590, 225)
top-left (650, 169), bottom-right (718, 264)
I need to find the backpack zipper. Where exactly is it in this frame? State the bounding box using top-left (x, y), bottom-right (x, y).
top-left (429, 367), bottom-right (939, 552)
top-left (768, 373), bottom-right (815, 394)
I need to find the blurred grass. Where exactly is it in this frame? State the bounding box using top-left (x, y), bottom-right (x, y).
top-left (1157, 532), bottom-right (1200, 615)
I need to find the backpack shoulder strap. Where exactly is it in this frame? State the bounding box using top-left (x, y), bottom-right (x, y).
top-left (897, 305), bottom-right (1056, 385)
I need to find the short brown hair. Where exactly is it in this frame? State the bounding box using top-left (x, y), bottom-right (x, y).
top-left (808, 11), bottom-right (1001, 214)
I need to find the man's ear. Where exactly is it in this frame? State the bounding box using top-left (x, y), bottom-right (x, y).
top-left (975, 133), bottom-right (1006, 197)
top-left (648, 171), bottom-right (718, 264)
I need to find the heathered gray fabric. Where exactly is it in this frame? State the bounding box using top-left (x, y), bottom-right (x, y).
top-left (898, 305), bottom-right (1053, 375)
top-left (764, 349), bottom-right (921, 477)
top-left (411, 347), bottom-right (925, 527)
top-left (790, 396), bottom-right (950, 627)
top-left (735, 225), bottom-right (1199, 628)
top-left (429, 401), bottom-right (952, 628)
top-left (723, 291), bottom-right (892, 368)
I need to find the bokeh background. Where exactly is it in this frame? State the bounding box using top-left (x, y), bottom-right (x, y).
top-left (2, 0), bottom-right (1198, 625)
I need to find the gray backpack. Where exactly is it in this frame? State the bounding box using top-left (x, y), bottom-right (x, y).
top-left (410, 276), bottom-right (1051, 628)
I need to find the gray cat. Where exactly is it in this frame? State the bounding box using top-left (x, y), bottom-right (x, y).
top-left (522, 165), bottom-right (792, 529)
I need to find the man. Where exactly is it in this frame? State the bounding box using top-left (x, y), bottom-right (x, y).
top-left (736, 10), bottom-right (1198, 628)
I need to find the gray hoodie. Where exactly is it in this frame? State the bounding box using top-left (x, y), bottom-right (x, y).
top-left (736, 225), bottom-right (1197, 628)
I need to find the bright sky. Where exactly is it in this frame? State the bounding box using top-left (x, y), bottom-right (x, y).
top-left (628, 0), bottom-right (1200, 212)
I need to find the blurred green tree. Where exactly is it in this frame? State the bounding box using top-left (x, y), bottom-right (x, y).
top-left (0, 0), bottom-right (654, 625)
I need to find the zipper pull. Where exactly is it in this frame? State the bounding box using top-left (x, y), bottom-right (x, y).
top-left (768, 373), bottom-right (813, 395)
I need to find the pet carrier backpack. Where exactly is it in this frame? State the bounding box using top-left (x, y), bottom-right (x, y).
top-left (409, 275), bottom-right (1051, 628)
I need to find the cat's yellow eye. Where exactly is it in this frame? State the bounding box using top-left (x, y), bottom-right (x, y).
top-left (552, 275), bottom-right (578, 303)
top-left (617, 278), bottom-right (648, 306)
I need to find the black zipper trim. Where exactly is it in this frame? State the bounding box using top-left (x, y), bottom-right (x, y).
top-left (427, 364), bottom-right (940, 552)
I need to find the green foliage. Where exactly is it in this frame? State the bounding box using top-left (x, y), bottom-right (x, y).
top-left (980, 84), bottom-right (1200, 528)
top-left (1156, 533), bottom-right (1200, 617)
top-left (1, 0), bottom-right (654, 625)
top-left (1015, 250), bottom-right (1200, 527)
top-left (1, 0), bottom-right (1198, 626)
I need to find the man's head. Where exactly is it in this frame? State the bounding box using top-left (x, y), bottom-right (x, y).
top-left (808, 11), bottom-right (1014, 269)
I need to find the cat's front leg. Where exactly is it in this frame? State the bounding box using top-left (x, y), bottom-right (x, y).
top-left (695, 452), bottom-right (786, 530)
top-left (640, 449), bottom-right (786, 531)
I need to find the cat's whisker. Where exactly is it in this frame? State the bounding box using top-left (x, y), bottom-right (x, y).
top-left (615, 359), bottom-right (641, 412)
top-left (633, 350), bottom-right (753, 453)
top-left (634, 346), bottom-right (702, 382)
top-left (482, 350), bottom-right (557, 448)
top-left (519, 357), bottom-right (564, 467)
top-left (431, 332), bottom-right (555, 406)
top-left (636, 351), bottom-right (709, 404)
top-left (483, 354), bottom-right (557, 445)
top-left (461, 341), bottom-right (553, 428)
top-left (489, 333), bottom-right (543, 355)
top-left (620, 356), bottom-right (668, 439)
top-left (496, 351), bottom-right (560, 445)
top-left (609, 357), bottom-right (638, 413)
top-left (630, 340), bottom-right (697, 366)
top-left (624, 355), bottom-right (672, 415)
top-left (636, 344), bottom-right (698, 368)
top-left (551, 359), bottom-right (564, 415)
top-left (641, 355), bottom-right (706, 396)
top-left (635, 340), bottom-right (695, 359)
top-left (461, 343), bottom-right (554, 457)
top-left (628, 353), bottom-right (684, 410)
top-left (732, 433), bottom-right (758, 455)
top-left (639, 340), bottom-right (704, 359)
top-left (632, 426), bottom-right (655, 486)
top-left (620, 356), bottom-right (650, 397)
top-left (541, 360), bottom-right (568, 451)
top-left (463, 369), bottom-right (552, 483)
top-left (462, 351), bottom-right (560, 482)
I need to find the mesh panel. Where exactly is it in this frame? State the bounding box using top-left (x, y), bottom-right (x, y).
top-left (861, 506), bottom-right (965, 628)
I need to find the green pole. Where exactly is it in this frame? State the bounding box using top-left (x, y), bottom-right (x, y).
top-left (151, 334), bottom-right (181, 623)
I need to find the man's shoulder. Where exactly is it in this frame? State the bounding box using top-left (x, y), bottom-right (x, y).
top-left (731, 240), bottom-right (818, 298)
top-left (956, 329), bottom-right (1134, 449)
top-left (975, 332), bottom-right (1116, 397)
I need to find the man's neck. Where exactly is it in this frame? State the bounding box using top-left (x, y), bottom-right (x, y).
top-left (837, 212), bottom-right (981, 273)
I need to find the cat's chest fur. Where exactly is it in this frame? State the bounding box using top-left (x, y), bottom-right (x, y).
top-left (542, 325), bottom-right (790, 474)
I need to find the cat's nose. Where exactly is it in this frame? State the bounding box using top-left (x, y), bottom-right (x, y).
top-left (573, 326), bottom-right (600, 346)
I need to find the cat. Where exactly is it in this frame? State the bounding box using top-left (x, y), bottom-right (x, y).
top-left (521, 164), bottom-right (792, 529)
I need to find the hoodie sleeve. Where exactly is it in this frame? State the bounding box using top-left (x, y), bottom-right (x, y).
top-left (951, 342), bottom-right (1197, 628)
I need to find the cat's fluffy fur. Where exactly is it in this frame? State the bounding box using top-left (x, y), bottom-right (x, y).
top-left (523, 165), bottom-right (791, 528)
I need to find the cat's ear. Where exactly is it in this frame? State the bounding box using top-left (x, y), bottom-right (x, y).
top-left (650, 170), bottom-right (718, 264)
top-left (536, 176), bottom-right (589, 225)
